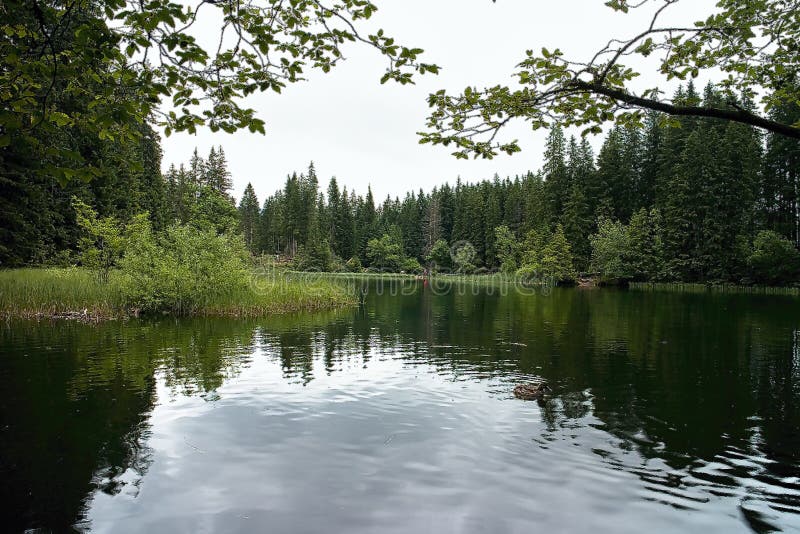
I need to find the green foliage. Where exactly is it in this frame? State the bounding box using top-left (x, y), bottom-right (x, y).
top-left (627, 208), bottom-right (664, 281)
top-left (453, 242), bottom-right (477, 274)
top-left (366, 233), bottom-right (405, 272)
top-left (426, 239), bottom-right (452, 271)
top-left (1, 0), bottom-right (437, 181)
top-left (293, 235), bottom-right (335, 273)
top-left (119, 222), bottom-right (251, 315)
top-left (345, 256), bottom-right (363, 273)
top-left (401, 257), bottom-right (423, 274)
top-left (72, 198), bottom-right (126, 282)
top-left (747, 231), bottom-right (800, 286)
top-left (519, 227), bottom-right (549, 268)
top-left (494, 225), bottom-right (518, 274)
top-left (590, 210), bottom-right (664, 282)
top-left (420, 0), bottom-right (800, 159)
top-left (238, 183), bottom-right (261, 253)
top-left (189, 187), bottom-right (239, 234)
top-left (535, 225), bottom-right (576, 282)
top-left (590, 218), bottom-right (633, 281)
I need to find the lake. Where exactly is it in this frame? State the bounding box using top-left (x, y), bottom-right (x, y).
top-left (2, 279), bottom-right (799, 533)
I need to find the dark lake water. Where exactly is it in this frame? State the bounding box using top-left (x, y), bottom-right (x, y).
top-left (2, 281), bottom-right (800, 533)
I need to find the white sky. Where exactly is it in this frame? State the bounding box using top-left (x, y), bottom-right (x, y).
top-left (160, 0), bottom-right (716, 203)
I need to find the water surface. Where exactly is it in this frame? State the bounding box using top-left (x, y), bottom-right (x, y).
top-left (2, 282), bottom-right (799, 532)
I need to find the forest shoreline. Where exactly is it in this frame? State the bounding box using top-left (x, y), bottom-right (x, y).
top-left (6, 269), bottom-right (798, 324)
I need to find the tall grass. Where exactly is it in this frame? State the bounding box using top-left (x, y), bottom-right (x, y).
top-left (629, 281), bottom-right (800, 296)
top-left (0, 268), bottom-right (126, 318)
top-left (194, 275), bottom-right (356, 317)
top-left (0, 268), bottom-right (356, 319)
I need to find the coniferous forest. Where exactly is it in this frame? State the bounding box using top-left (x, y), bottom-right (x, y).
top-left (3, 82), bottom-right (800, 285)
top-left (240, 84), bottom-right (800, 285)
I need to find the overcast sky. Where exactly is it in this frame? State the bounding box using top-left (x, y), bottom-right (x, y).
top-left (160, 0), bottom-right (716, 203)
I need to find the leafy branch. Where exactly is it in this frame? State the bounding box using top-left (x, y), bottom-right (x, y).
top-left (420, 0), bottom-right (800, 159)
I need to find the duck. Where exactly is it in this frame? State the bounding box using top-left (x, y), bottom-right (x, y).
top-left (514, 382), bottom-right (552, 400)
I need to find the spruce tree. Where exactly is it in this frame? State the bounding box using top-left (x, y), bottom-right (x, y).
top-left (543, 126), bottom-right (569, 223)
top-left (562, 182), bottom-right (593, 272)
top-left (238, 183), bottom-right (260, 253)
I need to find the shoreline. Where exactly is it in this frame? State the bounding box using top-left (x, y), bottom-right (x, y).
top-left (3, 269), bottom-right (798, 323)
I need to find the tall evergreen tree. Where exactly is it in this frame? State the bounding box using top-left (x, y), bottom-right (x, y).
top-left (238, 183), bottom-right (260, 253)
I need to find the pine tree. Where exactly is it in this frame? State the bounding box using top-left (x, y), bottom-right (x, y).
top-left (538, 224), bottom-right (576, 282)
top-left (189, 148), bottom-right (205, 186)
top-left (483, 180), bottom-right (502, 267)
top-left (206, 146), bottom-right (233, 195)
top-left (639, 111), bottom-right (663, 210)
top-left (543, 126), bottom-right (569, 223)
top-left (761, 93), bottom-right (800, 245)
top-left (238, 183), bottom-right (260, 253)
top-left (562, 182), bottom-right (593, 272)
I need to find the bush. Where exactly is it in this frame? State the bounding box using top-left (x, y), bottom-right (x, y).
top-left (366, 233), bottom-right (404, 271)
top-left (119, 222), bottom-right (250, 314)
top-left (453, 242), bottom-right (477, 274)
top-left (345, 256), bottom-right (363, 272)
top-left (293, 239), bottom-right (334, 272)
top-left (516, 264), bottom-right (540, 283)
top-left (401, 257), bottom-right (423, 274)
top-left (747, 231), bottom-right (800, 285)
top-left (426, 239), bottom-right (451, 271)
top-left (72, 198), bottom-right (127, 282)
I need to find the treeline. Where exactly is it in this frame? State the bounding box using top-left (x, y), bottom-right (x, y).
top-left (0, 136), bottom-right (242, 267)
top-left (241, 82), bottom-right (800, 284)
top-left (3, 75), bottom-right (799, 286)
top-left (0, 123), bottom-right (166, 266)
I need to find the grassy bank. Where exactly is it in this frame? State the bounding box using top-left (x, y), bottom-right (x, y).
top-left (629, 282), bottom-right (800, 296)
top-left (0, 268), bottom-right (356, 320)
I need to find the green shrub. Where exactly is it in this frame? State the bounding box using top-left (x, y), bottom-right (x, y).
top-left (293, 239), bottom-right (334, 272)
top-left (494, 225), bottom-right (519, 273)
top-left (516, 225), bottom-right (575, 283)
top-left (453, 242), bottom-right (477, 274)
top-left (345, 256), bottom-right (363, 272)
top-left (119, 222), bottom-right (250, 314)
top-left (366, 233), bottom-right (404, 271)
top-left (401, 257), bottom-right (423, 274)
top-left (72, 198), bottom-right (126, 282)
top-left (747, 230), bottom-right (800, 285)
top-left (516, 264), bottom-right (540, 283)
top-left (426, 239), bottom-right (451, 271)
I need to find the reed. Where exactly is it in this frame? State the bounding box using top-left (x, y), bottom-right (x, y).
top-left (0, 268), bottom-right (125, 319)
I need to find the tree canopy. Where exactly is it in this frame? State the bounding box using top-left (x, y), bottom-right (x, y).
top-left (1, 0), bottom-right (437, 182)
top-left (420, 0), bottom-right (800, 159)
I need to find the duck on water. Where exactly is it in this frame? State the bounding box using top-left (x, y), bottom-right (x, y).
top-left (514, 382), bottom-right (552, 400)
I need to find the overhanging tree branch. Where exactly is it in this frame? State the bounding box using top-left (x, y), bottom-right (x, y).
top-left (421, 0), bottom-right (800, 159)
top-left (571, 80), bottom-right (800, 139)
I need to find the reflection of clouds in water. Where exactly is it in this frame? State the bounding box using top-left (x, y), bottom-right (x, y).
top-left (4, 287), bottom-right (800, 532)
top-left (81, 340), bottom-right (800, 533)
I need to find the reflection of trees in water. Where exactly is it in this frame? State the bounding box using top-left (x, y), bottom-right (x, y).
top-left (2, 287), bottom-right (799, 530)
top-left (0, 321), bottom-right (157, 532)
